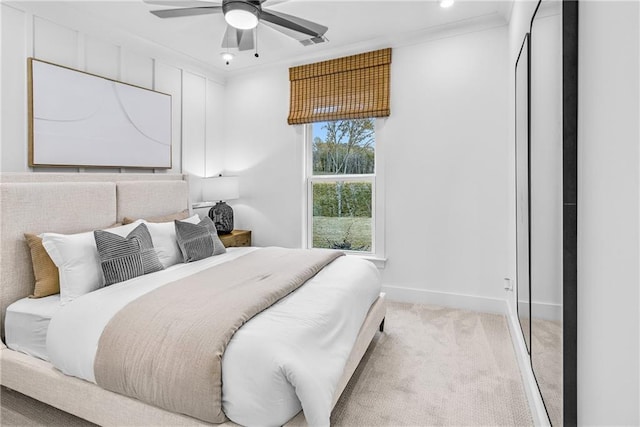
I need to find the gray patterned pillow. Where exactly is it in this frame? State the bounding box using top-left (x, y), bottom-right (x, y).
top-left (94, 223), bottom-right (164, 286)
top-left (175, 216), bottom-right (226, 263)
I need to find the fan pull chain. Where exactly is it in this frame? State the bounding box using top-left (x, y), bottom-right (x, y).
top-left (254, 26), bottom-right (259, 58)
top-left (224, 27), bottom-right (232, 66)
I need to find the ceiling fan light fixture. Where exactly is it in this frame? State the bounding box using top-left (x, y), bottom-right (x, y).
top-left (220, 52), bottom-right (235, 62)
top-left (223, 1), bottom-right (259, 30)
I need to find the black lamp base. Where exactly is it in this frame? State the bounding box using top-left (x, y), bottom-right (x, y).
top-left (208, 201), bottom-right (234, 234)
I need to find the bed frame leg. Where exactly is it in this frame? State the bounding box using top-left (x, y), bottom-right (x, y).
top-left (379, 318), bottom-right (385, 332)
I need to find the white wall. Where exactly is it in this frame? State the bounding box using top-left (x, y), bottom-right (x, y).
top-left (223, 24), bottom-right (510, 310)
top-left (0, 2), bottom-right (225, 200)
top-left (578, 1), bottom-right (639, 424)
top-left (223, 65), bottom-right (304, 248)
top-left (381, 26), bottom-right (509, 310)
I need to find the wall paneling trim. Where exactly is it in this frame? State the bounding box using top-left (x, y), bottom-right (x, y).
top-left (0, 2), bottom-right (224, 176)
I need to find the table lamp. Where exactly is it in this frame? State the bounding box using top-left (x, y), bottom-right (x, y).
top-left (202, 175), bottom-right (239, 234)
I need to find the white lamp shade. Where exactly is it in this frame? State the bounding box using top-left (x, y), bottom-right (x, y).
top-left (203, 176), bottom-right (240, 202)
top-left (220, 52), bottom-right (235, 62)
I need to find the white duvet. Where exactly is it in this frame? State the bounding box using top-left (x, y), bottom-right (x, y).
top-left (46, 247), bottom-right (381, 426)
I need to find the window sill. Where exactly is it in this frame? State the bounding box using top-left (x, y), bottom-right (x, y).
top-left (346, 253), bottom-right (387, 269)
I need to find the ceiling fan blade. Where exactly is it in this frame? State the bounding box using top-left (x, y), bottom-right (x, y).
top-left (221, 25), bottom-right (239, 49)
top-left (144, 0), bottom-right (219, 7)
top-left (221, 26), bottom-right (255, 51)
top-left (259, 9), bottom-right (327, 38)
top-left (237, 28), bottom-right (255, 51)
top-left (150, 6), bottom-right (222, 18)
top-left (263, 0), bottom-right (290, 6)
top-left (261, 20), bottom-right (327, 46)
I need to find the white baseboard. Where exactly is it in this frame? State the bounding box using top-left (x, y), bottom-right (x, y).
top-left (381, 284), bottom-right (508, 314)
top-left (505, 303), bottom-right (551, 427)
top-left (530, 301), bottom-right (562, 322)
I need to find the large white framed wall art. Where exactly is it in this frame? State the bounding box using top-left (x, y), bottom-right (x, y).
top-left (28, 58), bottom-right (172, 169)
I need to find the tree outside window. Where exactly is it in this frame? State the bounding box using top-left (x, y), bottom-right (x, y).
top-left (308, 119), bottom-right (375, 253)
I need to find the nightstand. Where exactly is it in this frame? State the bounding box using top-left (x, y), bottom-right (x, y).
top-left (218, 229), bottom-right (251, 248)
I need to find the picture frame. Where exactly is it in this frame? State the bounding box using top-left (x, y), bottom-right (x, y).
top-left (28, 58), bottom-right (172, 169)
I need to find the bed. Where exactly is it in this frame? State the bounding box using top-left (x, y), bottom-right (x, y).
top-left (0, 172), bottom-right (386, 426)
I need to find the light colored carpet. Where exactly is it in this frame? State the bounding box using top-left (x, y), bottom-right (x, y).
top-left (331, 302), bottom-right (532, 426)
top-left (1, 302), bottom-right (532, 426)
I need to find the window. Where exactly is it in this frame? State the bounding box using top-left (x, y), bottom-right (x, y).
top-left (290, 49), bottom-right (390, 262)
top-left (306, 118), bottom-right (382, 258)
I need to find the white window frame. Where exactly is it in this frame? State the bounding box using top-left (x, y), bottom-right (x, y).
top-left (302, 119), bottom-right (386, 267)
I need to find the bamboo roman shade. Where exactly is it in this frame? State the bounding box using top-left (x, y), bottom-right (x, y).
top-left (287, 48), bottom-right (391, 125)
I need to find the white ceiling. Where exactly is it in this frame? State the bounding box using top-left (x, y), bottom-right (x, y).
top-left (22, 0), bottom-right (513, 75)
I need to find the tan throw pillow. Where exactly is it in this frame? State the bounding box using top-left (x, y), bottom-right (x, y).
top-left (122, 209), bottom-right (190, 225)
top-left (25, 233), bottom-right (60, 298)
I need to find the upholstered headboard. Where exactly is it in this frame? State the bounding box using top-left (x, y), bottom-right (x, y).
top-left (0, 173), bottom-right (191, 341)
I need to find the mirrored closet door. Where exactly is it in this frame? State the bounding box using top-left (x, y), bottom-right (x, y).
top-left (514, 1), bottom-right (578, 425)
top-left (529, 1), bottom-right (563, 425)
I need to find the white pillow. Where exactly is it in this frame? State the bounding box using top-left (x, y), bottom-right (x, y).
top-left (144, 214), bottom-right (201, 268)
top-left (42, 220), bottom-right (144, 304)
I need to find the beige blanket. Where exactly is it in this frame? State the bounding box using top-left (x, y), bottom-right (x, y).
top-left (93, 247), bottom-right (343, 423)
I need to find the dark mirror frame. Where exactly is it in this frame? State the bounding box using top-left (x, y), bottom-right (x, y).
top-left (561, 0), bottom-right (578, 425)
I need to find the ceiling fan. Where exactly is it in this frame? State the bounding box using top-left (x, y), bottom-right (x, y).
top-left (145, 0), bottom-right (328, 56)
